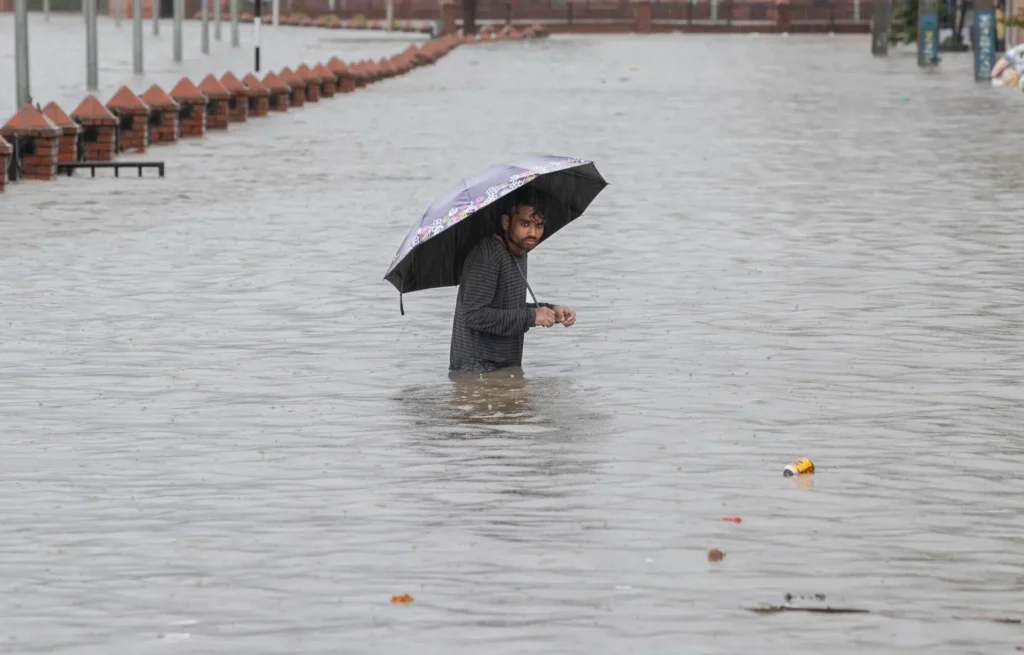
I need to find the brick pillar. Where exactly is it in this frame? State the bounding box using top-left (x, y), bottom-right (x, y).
top-left (634, 0), bottom-right (652, 32)
top-left (296, 65), bottom-right (321, 102)
top-left (198, 75), bottom-right (231, 130)
top-left (241, 74), bottom-right (271, 116)
top-left (170, 78), bottom-right (208, 138)
top-left (328, 58), bottom-right (356, 91)
top-left (441, 1), bottom-right (458, 35)
top-left (314, 63), bottom-right (336, 97)
top-left (42, 102), bottom-right (81, 162)
top-left (107, 86), bottom-right (150, 153)
top-left (70, 95), bottom-right (118, 161)
top-left (1, 105), bottom-right (61, 182)
top-left (261, 72), bottom-right (291, 112)
top-left (140, 85), bottom-right (180, 143)
top-left (280, 68), bottom-right (306, 107)
top-left (220, 73), bottom-right (250, 123)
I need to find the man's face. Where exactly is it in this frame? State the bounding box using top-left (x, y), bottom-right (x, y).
top-left (502, 204), bottom-right (546, 254)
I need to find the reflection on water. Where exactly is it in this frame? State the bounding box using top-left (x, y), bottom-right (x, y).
top-left (390, 372), bottom-right (607, 545)
top-left (397, 371), bottom-right (604, 475)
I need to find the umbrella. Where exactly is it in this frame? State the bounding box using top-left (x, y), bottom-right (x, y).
top-left (383, 154), bottom-right (608, 314)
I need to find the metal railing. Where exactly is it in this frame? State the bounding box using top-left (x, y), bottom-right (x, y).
top-left (251, 0), bottom-right (873, 23)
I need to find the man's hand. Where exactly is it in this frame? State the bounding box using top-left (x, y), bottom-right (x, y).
top-left (534, 306), bottom-right (557, 327)
top-left (553, 306), bottom-right (576, 327)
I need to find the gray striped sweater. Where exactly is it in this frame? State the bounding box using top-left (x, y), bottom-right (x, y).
top-left (448, 235), bottom-right (553, 374)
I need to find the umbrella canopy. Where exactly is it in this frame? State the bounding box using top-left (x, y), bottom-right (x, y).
top-left (383, 154), bottom-right (607, 310)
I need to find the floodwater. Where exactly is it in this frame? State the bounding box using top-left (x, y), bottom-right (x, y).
top-left (0, 14), bottom-right (429, 117)
top-left (2, 17), bottom-right (1023, 654)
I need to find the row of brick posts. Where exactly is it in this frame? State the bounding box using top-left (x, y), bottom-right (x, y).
top-left (0, 24), bottom-right (549, 195)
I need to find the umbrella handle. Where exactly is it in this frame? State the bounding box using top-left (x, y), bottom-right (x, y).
top-left (509, 252), bottom-right (541, 308)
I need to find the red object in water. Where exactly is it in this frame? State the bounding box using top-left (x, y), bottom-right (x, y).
top-left (722, 516), bottom-right (743, 523)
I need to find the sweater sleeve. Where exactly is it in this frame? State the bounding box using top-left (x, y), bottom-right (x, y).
top-left (459, 244), bottom-right (535, 336)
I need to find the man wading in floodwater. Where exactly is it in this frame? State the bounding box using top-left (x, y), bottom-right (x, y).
top-left (449, 202), bottom-right (576, 374)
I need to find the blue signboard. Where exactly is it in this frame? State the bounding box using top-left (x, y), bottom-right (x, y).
top-left (974, 9), bottom-right (996, 81)
top-left (918, 9), bottom-right (939, 66)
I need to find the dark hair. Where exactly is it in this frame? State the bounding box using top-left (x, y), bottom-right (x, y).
top-left (507, 203), bottom-right (547, 222)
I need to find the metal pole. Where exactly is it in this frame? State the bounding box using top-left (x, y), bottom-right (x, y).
top-left (871, 0), bottom-right (891, 54)
top-left (272, 0), bottom-right (279, 26)
top-left (462, 0), bottom-right (476, 33)
top-left (14, 0), bottom-right (30, 107)
top-left (215, 0), bottom-right (222, 39)
top-left (230, 0), bottom-right (239, 46)
top-left (86, 0), bottom-right (99, 90)
top-left (254, 0), bottom-right (262, 70)
top-left (133, 0), bottom-right (144, 73)
top-left (917, 0), bottom-right (938, 66)
top-left (44, 0), bottom-right (50, 21)
top-left (973, 0), bottom-right (995, 80)
top-left (116, 0), bottom-right (123, 27)
top-left (154, 0), bottom-right (160, 35)
top-left (173, 0), bottom-right (183, 61)
top-left (202, 0), bottom-right (210, 53)
top-left (386, 0), bottom-right (394, 30)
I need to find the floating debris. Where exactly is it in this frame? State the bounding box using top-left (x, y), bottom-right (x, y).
top-left (785, 593), bottom-right (826, 603)
top-left (748, 604), bottom-right (869, 615)
top-left (953, 616), bottom-right (1021, 624)
top-left (708, 548), bottom-right (725, 562)
top-left (722, 516), bottom-right (743, 523)
top-left (783, 457), bottom-right (815, 477)
top-left (390, 593), bottom-right (414, 604)
top-left (747, 593), bottom-right (867, 614)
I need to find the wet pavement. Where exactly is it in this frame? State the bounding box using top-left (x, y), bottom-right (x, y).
top-left (1, 19), bottom-right (1023, 654)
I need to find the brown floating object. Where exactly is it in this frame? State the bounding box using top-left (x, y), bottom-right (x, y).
top-left (707, 548), bottom-right (724, 562)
